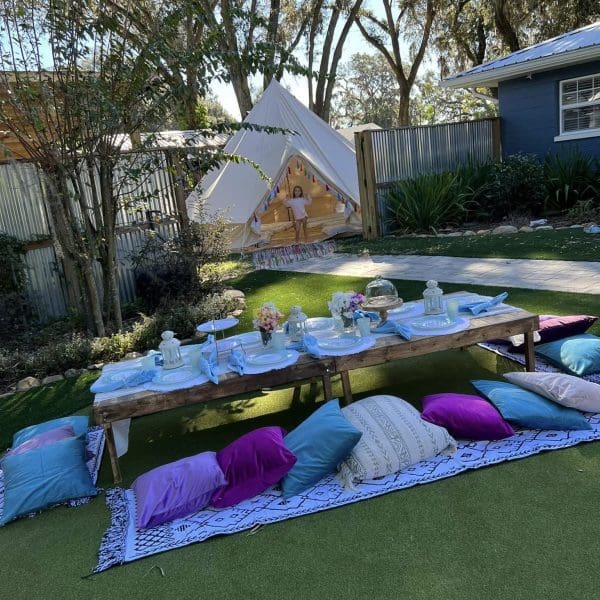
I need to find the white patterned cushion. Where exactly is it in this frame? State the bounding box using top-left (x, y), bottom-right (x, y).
top-left (338, 395), bottom-right (456, 486)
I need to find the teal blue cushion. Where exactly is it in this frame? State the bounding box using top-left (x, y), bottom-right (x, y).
top-left (12, 416), bottom-right (89, 448)
top-left (535, 334), bottom-right (600, 376)
top-left (281, 400), bottom-right (362, 499)
top-left (471, 380), bottom-right (591, 431)
top-left (0, 436), bottom-right (97, 526)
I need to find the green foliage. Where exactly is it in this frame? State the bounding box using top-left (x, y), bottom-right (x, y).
top-left (543, 150), bottom-right (599, 211)
top-left (386, 172), bottom-right (469, 232)
top-left (566, 199), bottom-right (600, 223)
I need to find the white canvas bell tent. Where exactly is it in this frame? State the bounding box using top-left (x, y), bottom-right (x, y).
top-left (186, 80), bottom-right (361, 249)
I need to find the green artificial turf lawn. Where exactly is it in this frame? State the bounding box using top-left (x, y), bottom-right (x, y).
top-left (2, 271), bottom-right (600, 600)
top-left (336, 229), bottom-right (600, 262)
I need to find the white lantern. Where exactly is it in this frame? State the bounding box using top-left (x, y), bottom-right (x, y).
top-left (423, 280), bottom-right (444, 315)
top-left (159, 330), bottom-right (184, 369)
top-left (288, 305), bottom-right (307, 342)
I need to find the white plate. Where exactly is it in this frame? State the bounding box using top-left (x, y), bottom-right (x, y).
top-left (317, 335), bottom-right (361, 350)
top-left (246, 350), bottom-right (292, 366)
top-left (152, 367), bottom-right (201, 385)
top-left (410, 315), bottom-right (456, 331)
top-left (196, 317), bottom-right (239, 333)
top-left (222, 331), bottom-right (262, 349)
top-left (305, 317), bottom-right (334, 332)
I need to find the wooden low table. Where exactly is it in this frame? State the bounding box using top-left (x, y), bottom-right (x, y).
top-left (94, 293), bottom-right (539, 483)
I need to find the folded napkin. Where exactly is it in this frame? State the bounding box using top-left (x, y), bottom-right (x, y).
top-left (91, 369), bottom-right (157, 394)
top-left (371, 320), bottom-right (412, 340)
top-left (302, 334), bottom-right (322, 358)
top-left (228, 348), bottom-right (246, 375)
top-left (459, 292), bottom-right (509, 316)
top-left (353, 309), bottom-right (380, 322)
top-left (199, 335), bottom-right (219, 384)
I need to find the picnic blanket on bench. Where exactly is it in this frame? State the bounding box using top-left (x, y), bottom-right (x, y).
top-left (95, 413), bottom-right (600, 573)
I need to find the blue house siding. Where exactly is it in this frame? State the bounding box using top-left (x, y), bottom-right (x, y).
top-left (499, 60), bottom-right (600, 158)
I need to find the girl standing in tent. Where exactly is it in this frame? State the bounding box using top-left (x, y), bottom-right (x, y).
top-left (284, 185), bottom-right (312, 243)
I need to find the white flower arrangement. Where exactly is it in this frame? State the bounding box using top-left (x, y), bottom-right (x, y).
top-left (328, 291), bottom-right (365, 319)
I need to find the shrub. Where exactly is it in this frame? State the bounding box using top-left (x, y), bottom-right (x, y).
top-left (386, 172), bottom-right (469, 232)
top-left (544, 150), bottom-right (599, 211)
top-left (485, 154), bottom-right (546, 220)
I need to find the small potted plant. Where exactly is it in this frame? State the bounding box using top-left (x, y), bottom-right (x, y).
top-left (253, 302), bottom-right (284, 346)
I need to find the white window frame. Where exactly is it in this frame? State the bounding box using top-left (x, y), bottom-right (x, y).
top-left (554, 72), bottom-right (600, 142)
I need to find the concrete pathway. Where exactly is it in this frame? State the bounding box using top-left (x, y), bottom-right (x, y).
top-left (273, 253), bottom-right (600, 295)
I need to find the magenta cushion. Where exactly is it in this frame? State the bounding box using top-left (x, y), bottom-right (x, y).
top-left (509, 315), bottom-right (597, 352)
top-left (421, 393), bottom-right (515, 440)
top-left (7, 425), bottom-right (76, 456)
top-left (211, 426), bottom-right (296, 508)
top-left (132, 451), bottom-right (226, 529)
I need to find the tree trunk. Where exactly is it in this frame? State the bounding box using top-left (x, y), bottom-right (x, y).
top-left (397, 94), bottom-right (411, 126)
top-left (493, 0), bottom-right (520, 52)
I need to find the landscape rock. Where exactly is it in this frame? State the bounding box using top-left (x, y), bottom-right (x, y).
top-left (463, 230), bottom-right (476, 236)
top-left (230, 309), bottom-right (244, 317)
top-left (570, 224), bottom-right (584, 228)
top-left (42, 374), bottom-right (64, 385)
top-left (64, 368), bottom-right (86, 378)
top-left (87, 363), bottom-right (104, 371)
top-left (519, 226), bottom-right (534, 233)
top-left (16, 376), bottom-right (40, 391)
top-left (492, 225), bottom-right (518, 234)
top-left (124, 351), bottom-right (143, 360)
top-left (535, 225), bottom-right (554, 231)
top-left (446, 232), bottom-right (463, 237)
top-left (223, 289), bottom-right (245, 300)
top-left (476, 229), bottom-right (491, 235)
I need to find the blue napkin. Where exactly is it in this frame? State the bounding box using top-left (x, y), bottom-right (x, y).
top-left (371, 320), bottom-right (412, 340)
top-left (302, 334), bottom-right (322, 358)
top-left (459, 292), bottom-right (509, 316)
top-left (199, 338), bottom-right (219, 384)
top-left (353, 309), bottom-right (380, 322)
top-left (228, 348), bottom-right (246, 375)
top-left (91, 369), bottom-right (157, 394)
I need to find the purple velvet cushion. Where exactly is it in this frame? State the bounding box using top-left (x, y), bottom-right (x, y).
top-left (132, 451), bottom-right (226, 529)
top-left (509, 315), bottom-right (597, 352)
top-left (211, 426), bottom-right (296, 508)
top-left (421, 393), bottom-right (515, 440)
top-left (7, 425), bottom-right (76, 456)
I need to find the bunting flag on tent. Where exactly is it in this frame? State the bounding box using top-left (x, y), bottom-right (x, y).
top-left (252, 241), bottom-right (336, 270)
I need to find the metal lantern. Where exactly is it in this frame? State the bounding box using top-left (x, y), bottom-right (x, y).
top-left (423, 280), bottom-right (444, 315)
top-left (158, 330), bottom-right (184, 369)
top-left (287, 305), bottom-right (307, 342)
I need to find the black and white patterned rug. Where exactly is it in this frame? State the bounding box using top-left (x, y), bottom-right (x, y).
top-left (0, 427), bottom-right (105, 519)
top-left (95, 414), bottom-right (600, 573)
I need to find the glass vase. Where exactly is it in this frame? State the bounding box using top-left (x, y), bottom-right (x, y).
top-left (341, 314), bottom-right (355, 334)
top-left (260, 329), bottom-right (272, 347)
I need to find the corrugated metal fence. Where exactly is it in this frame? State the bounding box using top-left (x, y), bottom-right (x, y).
top-left (355, 118), bottom-right (501, 239)
top-left (0, 154), bottom-right (181, 322)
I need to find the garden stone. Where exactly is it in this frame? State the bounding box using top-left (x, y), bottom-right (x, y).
top-left (124, 351), bottom-right (143, 360)
top-left (223, 289), bottom-right (245, 301)
top-left (64, 368), bottom-right (86, 378)
top-left (535, 225), bottom-right (554, 231)
top-left (492, 225), bottom-right (518, 234)
top-left (463, 230), bottom-right (476, 236)
top-left (570, 224), bottom-right (584, 228)
top-left (16, 376), bottom-right (40, 391)
top-left (446, 232), bottom-right (463, 237)
top-left (476, 229), bottom-right (491, 235)
top-left (519, 226), bottom-right (534, 233)
top-left (87, 363), bottom-right (104, 371)
top-left (42, 374), bottom-right (64, 385)
top-left (230, 309), bottom-right (244, 317)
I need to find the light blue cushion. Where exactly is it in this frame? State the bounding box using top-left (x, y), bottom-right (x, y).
top-left (535, 334), bottom-right (600, 376)
top-left (281, 400), bottom-right (362, 499)
top-left (12, 416), bottom-right (89, 448)
top-left (0, 436), bottom-right (97, 526)
top-left (471, 380), bottom-right (591, 431)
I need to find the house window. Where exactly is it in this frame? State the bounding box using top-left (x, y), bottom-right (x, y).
top-left (556, 73), bottom-right (600, 141)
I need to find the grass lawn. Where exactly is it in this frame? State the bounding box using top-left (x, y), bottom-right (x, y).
top-left (336, 228), bottom-right (600, 262)
top-left (2, 270), bottom-right (600, 599)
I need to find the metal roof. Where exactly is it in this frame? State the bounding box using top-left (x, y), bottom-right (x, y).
top-left (443, 21), bottom-right (600, 88)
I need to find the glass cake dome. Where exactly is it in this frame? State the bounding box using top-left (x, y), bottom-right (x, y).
top-left (364, 276), bottom-right (399, 304)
